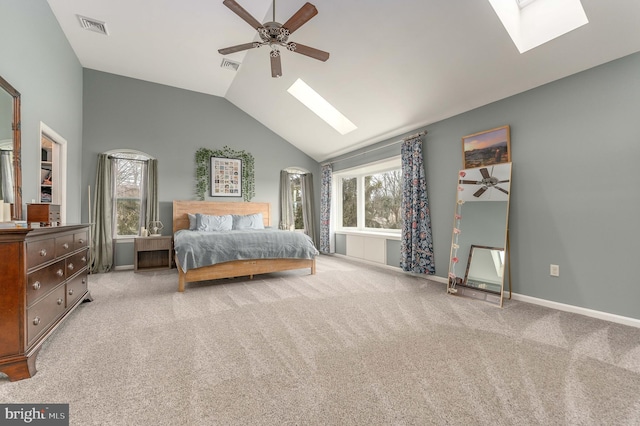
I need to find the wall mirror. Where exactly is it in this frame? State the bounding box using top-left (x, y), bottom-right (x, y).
top-left (447, 162), bottom-right (512, 306)
top-left (0, 75), bottom-right (22, 220)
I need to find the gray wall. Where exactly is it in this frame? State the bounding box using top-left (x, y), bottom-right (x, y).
top-left (0, 0), bottom-right (83, 221)
top-left (328, 52), bottom-right (640, 319)
top-left (81, 69), bottom-right (320, 266)
top-left (4, 0), bottom-right (639, 319)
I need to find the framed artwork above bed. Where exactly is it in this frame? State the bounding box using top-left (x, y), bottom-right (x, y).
top-left (210, 157), bottom-right (242, 197)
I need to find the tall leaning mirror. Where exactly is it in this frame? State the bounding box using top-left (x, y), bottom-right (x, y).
top-left (0, 75), bottom-right (22, 220)
top-left (447, 162), bottom-right (512, 306)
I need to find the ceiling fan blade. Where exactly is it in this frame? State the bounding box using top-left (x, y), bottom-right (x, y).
top-left (479, 168), bottom-right (490, 179)
top-left (459, 180), bottom-right (480, 185)
top-left (270, 51), bottom-right (282, 78)
top-left (223, 0), bottom-right (263, 30)
top-left (287, 42), bottom-right (329, 61)
top-left (218, 42), bottom-right (257, 55)
top-left (473, 186), bottom-right (487, 198)
top-left (497, 179), bottom-right (510, 183)
top-left (282, 2), bottom-right (318, 34)
top-left (495, 186), bottom-right (509, 195)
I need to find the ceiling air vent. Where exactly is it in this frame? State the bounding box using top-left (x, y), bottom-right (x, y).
top-left (77, 15), bottom-right (109, 35)
top-left (220, 58), bottom-right (241, 72)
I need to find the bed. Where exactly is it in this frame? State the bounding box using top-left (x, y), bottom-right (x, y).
top-left (172, 200), bottom-right (318, 292)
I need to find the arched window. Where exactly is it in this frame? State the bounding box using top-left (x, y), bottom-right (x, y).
top-left (109, 150), bottom-right (155, 238)
top-left (280, 167), bottom-right (317, 247)
top-left (92, 149), bottom-right (158, 273)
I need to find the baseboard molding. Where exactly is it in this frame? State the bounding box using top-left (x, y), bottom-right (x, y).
top-left (509, 292), bottom-right (640, 328)
top-left (337, 258), bottom-right (640, 329)
top-left (427, 273), bottom-right (640, 328)
top-left (114, 265), bottom-right (134, 271)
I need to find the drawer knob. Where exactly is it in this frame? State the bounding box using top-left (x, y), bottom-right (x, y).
top-left (33, 317), bottom-right (41, 326)
top-left (81, 256), bottom-right (87, 263)
top-left (32, 281), bottom-right (41, 290)
top-left (68, 289), bottom-right (74, 296)
top-left (68, 263), bottom-right (74, 271)
top-left (39, 249), bottom-right (47, 257)
top-left (56, 269), bottom-right (64, 277)
top-left (82, 279), bottom-right (86, 284)
top-left (78, 239), bottom-right (84, 244)
top-left (57, 298), bottom-right (64, 305)
top-left (63, 243), bottom-right (69, 249)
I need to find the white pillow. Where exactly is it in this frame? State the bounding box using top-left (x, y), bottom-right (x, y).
top-left (196, 214), bottom-right (233, 232)
top-left (232, 213), bottom-right (265, 230)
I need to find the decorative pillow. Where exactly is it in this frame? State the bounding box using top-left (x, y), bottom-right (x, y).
top-left (232, 213), bottom-right (265, 230)
top-left (196, 214), bottom-right (233, 232)
top-left (188, 213), bottom-right (197, 230)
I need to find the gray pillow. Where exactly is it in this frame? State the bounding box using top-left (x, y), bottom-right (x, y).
top-left (232, 213), bottom-right (265, 230)
top-left (196, 214), bottom-right (233, 231)
top-left (188, 213), bottom-right (197, 230)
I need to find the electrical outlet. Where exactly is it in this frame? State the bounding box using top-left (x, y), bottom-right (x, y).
top-left (550, 264), bottom-right (560, 277)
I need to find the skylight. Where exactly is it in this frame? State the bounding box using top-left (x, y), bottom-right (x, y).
top-left (488, 0), bottom-right (588, 53)
top-left (287, 79), bottom-right (357, 135)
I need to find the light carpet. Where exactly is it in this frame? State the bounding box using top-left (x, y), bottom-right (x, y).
top-left (1, 255), bottom-right (640, 425)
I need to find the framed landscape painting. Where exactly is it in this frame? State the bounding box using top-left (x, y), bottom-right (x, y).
top-left (462, 125), bottom-right (511, 169)
top-left (210, 157), bottom-right (242, 197)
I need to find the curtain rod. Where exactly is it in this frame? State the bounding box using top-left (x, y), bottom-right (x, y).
top-left (321, 130), bottom-right (427, 166)
top-left (107, 155), bottom-right (148, 162)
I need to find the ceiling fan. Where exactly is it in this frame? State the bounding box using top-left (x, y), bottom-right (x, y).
top-left (218, 0), bottom-right (329, 78)
top-left (460, 166), bottom-right (510, 198)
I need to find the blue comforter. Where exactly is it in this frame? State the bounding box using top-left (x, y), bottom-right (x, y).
top-left (174, 229), bottom-right (319, 272)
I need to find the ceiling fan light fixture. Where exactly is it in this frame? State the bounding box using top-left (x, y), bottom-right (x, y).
top-left (218, 0), bottom-right (329, 77)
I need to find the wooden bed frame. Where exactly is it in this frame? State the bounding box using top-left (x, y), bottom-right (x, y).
top-left (172, 200), bottom-right (316, 292)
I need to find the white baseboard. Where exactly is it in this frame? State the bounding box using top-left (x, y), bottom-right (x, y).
top-left (426, 273), bottom-right (640, 329)
top-left (509, 292), bottom-right (640, 328)
top-left (346, 263), bottom-right (640, 329)
top-left (114, 265), bottom-right (134, 271)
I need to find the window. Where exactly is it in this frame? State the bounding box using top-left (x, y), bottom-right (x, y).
top-left (111, 152), bottom-right (150, 238)
top-left (334, 157), bottom-right (402, 232)
top-left (289, 173), bottom-right (304, 230)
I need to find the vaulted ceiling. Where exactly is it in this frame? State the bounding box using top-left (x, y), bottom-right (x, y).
top-left (46, 0), bottom-right (640, 161)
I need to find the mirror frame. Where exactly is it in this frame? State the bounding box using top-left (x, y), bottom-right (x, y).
top-left (463, 245), bottom-right (505, 294)
top-left (447, 162), bottom-right (512, 306)
top-left (0, 75), bottom-right (22, 220)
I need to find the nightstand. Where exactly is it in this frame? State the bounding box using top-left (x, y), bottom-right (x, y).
top-left (134, 236), bottom-right (173, 272)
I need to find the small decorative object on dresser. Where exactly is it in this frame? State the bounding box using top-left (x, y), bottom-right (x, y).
top-left (27, 203), bottom-right (61, 226)
top-left (0, 224), bottom-right (91, 381)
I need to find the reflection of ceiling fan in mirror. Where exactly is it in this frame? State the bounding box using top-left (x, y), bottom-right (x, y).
top-left (460, 166), bottom-right (510, 198)
top-left (218, 0), bottom-right (330, 78)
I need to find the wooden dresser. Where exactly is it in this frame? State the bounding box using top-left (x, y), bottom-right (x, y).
top-left (0, 224), bottom-right (91, 381)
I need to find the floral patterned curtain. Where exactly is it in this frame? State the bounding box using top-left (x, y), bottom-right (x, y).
top-left (319, 164), bottom-right (333, 253)
top-left (400, 136), bottom-right (435, 274)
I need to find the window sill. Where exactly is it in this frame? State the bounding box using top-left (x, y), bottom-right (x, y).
top-left (114, 237), bottom-right (135, 243)
top-left (335, 230), bottom-right (401, 240)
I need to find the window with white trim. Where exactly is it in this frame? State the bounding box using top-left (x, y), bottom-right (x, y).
top-left (111, 152), bottom-right (151, 238)
top-left (334, 156), bottom-right (402, 232)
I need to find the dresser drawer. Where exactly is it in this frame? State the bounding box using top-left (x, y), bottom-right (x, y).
top-left (27, 259), bottom-right (66, 306)
top-left (26, 238), bottom-right (56, 269)
top-left (55, 234), bottom-right (75, 258)
top-left (74, 231), bottom-right (88, 249)
top-left (26, 285), bottom-right (66, 346)
top-left (66, 271), bottom-right (88, 307)
top-left (66, 249), bottom-right (88, 277)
